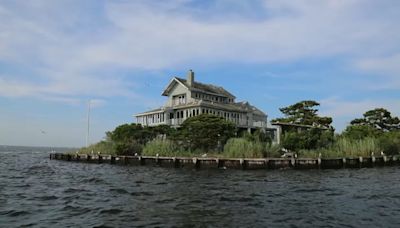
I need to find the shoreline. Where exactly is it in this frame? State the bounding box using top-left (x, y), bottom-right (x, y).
top-left (50, 153), bottom-right (399, 170)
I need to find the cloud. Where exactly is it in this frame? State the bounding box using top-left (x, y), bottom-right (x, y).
top-left (89, 99), bottom-right (107, 108)
top-left (321, 98), bottom-right (400, 117)
top-left (354, 53), bottom-right (400, 90)
top-left (97, 0), bottom-right (398, 66)
top-left (319, 97), bottom-right (400, 131)
top-left (0, 0), bottom-right (399, 104)
top-left (356, 54), bottom-right (400, 75)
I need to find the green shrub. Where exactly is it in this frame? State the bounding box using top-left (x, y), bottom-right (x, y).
top-left (115, 141), bottom-right (143, 156)
top-left (177, 114), bottom-right (236, 152)
top-left (342, 125), bottom-right (381, 140)
top-left (282, 129), bottom-right (334, 151)
top-left (379, 131), bottom-right (400, 155)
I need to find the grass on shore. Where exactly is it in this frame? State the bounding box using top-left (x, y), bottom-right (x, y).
top-left (71, 141), bottom-right (116, 155)
top-left (299, 137), bottom-right (381, 158)
top-left (70, 136), bottom-right (389, 159)
top-left (142, 139), bottom-right (194, 157)
top-left (142, 138), bottom-right (282, 158)
top-left (222, 138), bottom-right (281, 158)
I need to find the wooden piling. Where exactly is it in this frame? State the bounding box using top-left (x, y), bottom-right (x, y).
top-left (192, 157), bottom-right (199, 169)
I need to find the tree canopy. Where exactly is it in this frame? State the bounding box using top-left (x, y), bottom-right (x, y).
top-left (272, 100), bottom-right (334, 150)
top-left (341, 125), bottom-right (380, 140)
top-left (272, 100), bottom-right (332, 128)
top-left (350, 108), bottom-right (400, 132)
top-left (177, 114), bottom-right (236, 152)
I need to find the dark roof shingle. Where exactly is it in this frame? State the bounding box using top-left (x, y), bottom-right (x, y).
top-left (175, 77), bottom-right (235, 98)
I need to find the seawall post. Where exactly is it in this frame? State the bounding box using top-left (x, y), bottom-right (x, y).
top-left (193, 157), bottom-right (199, 169)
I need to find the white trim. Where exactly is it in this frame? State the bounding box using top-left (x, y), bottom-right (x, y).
top-left (134, 109), bottom-right (164, 117)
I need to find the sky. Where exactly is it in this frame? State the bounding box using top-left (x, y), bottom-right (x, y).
top-left (0, 0), bottom-right (399, 147)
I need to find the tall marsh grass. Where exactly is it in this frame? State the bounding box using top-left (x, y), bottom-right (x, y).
top-left (222, 138), bottom-right (281, 158)
top-left (143, 138), bottom-right (282, 158)
top-left (299, 137), bottom-right (381, 158)
top-left (142, 139), bottom-right (193, 157)
top-left (73, 141), bottom-right (116, 155)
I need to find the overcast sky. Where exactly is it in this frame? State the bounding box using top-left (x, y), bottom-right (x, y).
top-left (1, 0), bottom-right (399, 147)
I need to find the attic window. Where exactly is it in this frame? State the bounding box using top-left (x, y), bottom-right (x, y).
top-left (174, 94), bottom-right (186, 105)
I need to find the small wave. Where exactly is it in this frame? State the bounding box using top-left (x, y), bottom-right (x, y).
top-left (99, 208), bottom-right (123, 215)
top-left (219, 196), bottom-right (254, 202)
top-left (249, 193), bottom-right (262, 198)
top-left (24, 165), bottom-right (55, 175)
top-left (62, 205), bottom-right (80, 211)
top-left (154, 198), bottom-right (175, 204)
top-left (34, 195), bottom-right (58, 201)
top-left (246, 202), bottom-right (265, 208)
top-left (1, 210), bottom-right (31, 217)
top-left (61, 205), bottom-right (90, 215)
top-left (130, 191), bottom-right (154, 197)
top-left (367, 194), bottom-right (383, 200)
top-left (9, 176), bottom-right (25, 179)
top-left (64, 188), bottom-right (85, 194)
top-left (325, 192), bottom-right (344, 197)
top-left (85, 177), bottom-right (106, 184)
top-left (189, 199), bottom-right (203, 204)
top-left (109, 188), bottom-right (129, 194)
top-left (19, 222), bottom-right (38, 227)
top-left (292, 188), bottom-right (327, 193)
top-left (93, 225), bottom-right (115, 228)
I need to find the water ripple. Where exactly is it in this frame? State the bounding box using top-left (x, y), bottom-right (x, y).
top-left (1, 149), bottom-right (400, 227)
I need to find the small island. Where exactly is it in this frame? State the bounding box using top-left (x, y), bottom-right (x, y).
top-left (52, 71), bottom-right (400, 170)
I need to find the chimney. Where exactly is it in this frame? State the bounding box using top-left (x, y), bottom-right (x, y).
top-left (187, 69), bottom-right (194, 87)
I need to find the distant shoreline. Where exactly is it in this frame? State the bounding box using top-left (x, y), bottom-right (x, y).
top-left (0, 145), bottom-right (77, 152)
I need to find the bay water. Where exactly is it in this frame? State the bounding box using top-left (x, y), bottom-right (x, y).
top-left (1, 146), bottom-right (400, 227)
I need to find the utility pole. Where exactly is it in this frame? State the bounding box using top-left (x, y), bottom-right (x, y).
top-left (86, 100), bottom-right (91, 147)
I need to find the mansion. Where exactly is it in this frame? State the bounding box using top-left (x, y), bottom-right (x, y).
top-left (135, 70), bottom-right (268, 132)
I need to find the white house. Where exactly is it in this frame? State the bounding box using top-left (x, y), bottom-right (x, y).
top-left (135, 70), bottom-right (268, 132)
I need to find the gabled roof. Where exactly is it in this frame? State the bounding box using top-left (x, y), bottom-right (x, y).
top-left (162, 77), bottom-right (236, 98)
top-left (161, 77), bottom-right (188, 96)
top-left (234, 101), bottom-right (267, 117)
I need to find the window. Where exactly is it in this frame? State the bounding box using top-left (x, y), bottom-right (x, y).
top-left (173, 94), bottom-right (186, 105)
